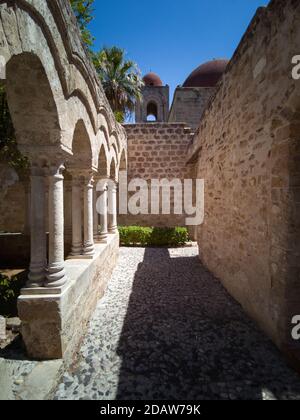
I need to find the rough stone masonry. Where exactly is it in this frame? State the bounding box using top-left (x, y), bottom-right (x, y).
top-left (187, 0), bottom-right (300, 369)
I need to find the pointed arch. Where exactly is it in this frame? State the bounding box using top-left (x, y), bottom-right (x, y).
top-left (70, 119), bottom-right (93, 168)
top-left (6, 53), bottom-right (61, 149)
top-left (98, 143), bottom-right (110, 177)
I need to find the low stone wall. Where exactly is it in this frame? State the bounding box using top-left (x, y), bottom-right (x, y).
top-left (188, 0), bottom-right (300, 367)
top-left (18, 234), bottom-right (119, 362)
top-left (120, 123), bottom-right (194, 231)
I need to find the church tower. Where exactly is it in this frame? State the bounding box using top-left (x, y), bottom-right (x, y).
top-left (135, 72), bottom-right (169, 122)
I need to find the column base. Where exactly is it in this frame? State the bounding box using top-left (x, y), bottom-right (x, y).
top-left (96, 232), bottom-right (108, 244)
top-left (46, 262), bottom-right (68, 288)
top-left (68, 254), bottom-right (94, 260)
top-left (71, 244), bottom-right (83, 257)
top-left (21, 284), bottom-right (66, 296)
top-left (108, 227), bottom-right (118, 234)
top-left (18, 234), bottom-right (119, 361)
top-left (27, 262), bottom-right (46, 288)
top-left (83, 242), bottom-right (95, 257)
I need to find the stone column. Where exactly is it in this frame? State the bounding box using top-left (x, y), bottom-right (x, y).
top-left (64, 180), bottom-right (72, 243)
top-left (93, 186), bottom-right (99, 240)
top-left (83, 174), bottom-right (95, 256)
top-left (108, 180), bottom-right (118, 234)
top-left (71, 174), bottom-right (83, 256)
top-left (27, 165), bottom-right (47, 288)
top-left (23, 180), bottom-right (31, 236)
top-left (97, 181), bottom-right (108, 243)
top-left (46, 164), bottom-right (67, 288)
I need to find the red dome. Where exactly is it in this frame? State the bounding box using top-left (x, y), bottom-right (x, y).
top-left (143, 72), bottom-right (163, 87)
top-left (183, 59), bottom-right (229, 88)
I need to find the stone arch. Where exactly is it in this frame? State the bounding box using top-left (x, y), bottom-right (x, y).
top-left (100, 126), bottom-right (111, 152)
top-left (111, 143), bottom-right (118, 166)
top-left (70, 119), bottom-right (93, 168)
top-left (6, 52), bottom-right (61, 150)
top-left (109, 155), bottom-right (117, 181)
top-left (110, 132), bottom-right (120, 153)
top-left (98, 144), bottom-right (110, 177)
top-left (0, 0), bottom-right (128, 361)
top-left (119, 149), bottom-right (127, 171)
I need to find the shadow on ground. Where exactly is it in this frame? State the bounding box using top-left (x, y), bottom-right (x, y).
top-left (115, 248), bottom-right (300, 400)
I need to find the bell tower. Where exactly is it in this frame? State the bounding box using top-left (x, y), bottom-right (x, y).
top-left (135, 72), bottom-right (169, 123)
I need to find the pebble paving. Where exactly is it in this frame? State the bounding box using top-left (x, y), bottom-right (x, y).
top-left (54, 246), bottom-right (300, 400)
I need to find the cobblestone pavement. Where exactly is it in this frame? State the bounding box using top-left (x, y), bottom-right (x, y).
top-left (54, 247), bottom-right (300, 400)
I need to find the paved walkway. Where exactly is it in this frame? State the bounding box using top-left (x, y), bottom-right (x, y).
top-left (54, 247), bottom-right (300, 400)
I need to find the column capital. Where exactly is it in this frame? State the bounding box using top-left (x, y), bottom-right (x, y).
top-left (96, 177), bottom-right (109, 193)
top-left (108, 179), bottom-right (118, 193)
top-left (30, 162), bottom-right (48, 177)
top-left (47, 163), bottom-right (65, 180)
top-left (73, 169), bottom-right (95, 186)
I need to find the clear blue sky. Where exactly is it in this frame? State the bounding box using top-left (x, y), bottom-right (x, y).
top-left (90, 0), bottom-right (269, 99)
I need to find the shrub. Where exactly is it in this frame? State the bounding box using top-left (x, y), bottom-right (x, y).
top-left (118, 226), bottom-right (189, 247)
top-left (0, 271), bottom-right (27, 317)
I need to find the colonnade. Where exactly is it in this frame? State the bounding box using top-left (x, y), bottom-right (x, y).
top-left (27, 163), bottom-right (118, 290)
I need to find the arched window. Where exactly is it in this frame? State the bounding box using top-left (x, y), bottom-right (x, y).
top-left (146, 101), bottom-right (158, 122)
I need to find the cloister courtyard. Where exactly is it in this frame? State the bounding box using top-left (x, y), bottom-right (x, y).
top-left (0, 0), bottom-right (300, 401)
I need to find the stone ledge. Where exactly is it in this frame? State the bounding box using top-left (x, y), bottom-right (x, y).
top-left (18, 233), bottom-right (119, 362)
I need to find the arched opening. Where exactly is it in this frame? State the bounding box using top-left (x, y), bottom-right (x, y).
top-left (0, 53), bottom-right (61, 260)
top-left (98, 145), bottom-right (109, 178)
top-left (119, 149), bottom-right (127, 171)
top-left (0, 52), bottom-right (62, 318)
top-left (110, 156), bottom-right (117, 181)
top-left (146, 101), bottom-right (158, 122)
top-left (71, 120), bottom-right (93, 169)
top-left (66, 120), bottom-right (93, 255)
top-left (6, 53), bottom-right (61, 147)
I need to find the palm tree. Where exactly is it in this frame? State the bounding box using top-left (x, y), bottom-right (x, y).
top-left (93, 47), bottom-right (144, 123)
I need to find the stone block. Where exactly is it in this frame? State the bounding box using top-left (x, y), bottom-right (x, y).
top-left (18, 234), bottom-right (119, 362)
top-left (0, 316), bottom-right (6, 341)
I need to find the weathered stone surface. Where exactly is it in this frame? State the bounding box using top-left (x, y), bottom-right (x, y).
top-left (6, 317), bottom-right (21, 333)
top-left (0, 316), bottom-right (6, 341)
top-left (0, 0), bottom-right (127, 360)
top-left (0, 0), bottom-right (127, 234)
top-left (120, 123), bottom-right (194, 231)
top-left (18, 234), bottom-right (119, 361)
top-left (136, 84), bottom-right (169, 123)
top-left (168, 86), bottom-right (216, 130)
top-left (0, 358), bottom-right (63, 400)
top-left (187, 0), bottom-right (300, 367)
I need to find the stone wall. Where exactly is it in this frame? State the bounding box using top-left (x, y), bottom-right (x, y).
top-left (120, 123), bottom-right (194, 229)
top-left (168, 87), bottom-right (215, 130)
top-left (188, 0), bottom-right (300, 366)
top-left (136, 85), bottom-right (170, 123)
top-left (0, 165), bottom-right (26, 233)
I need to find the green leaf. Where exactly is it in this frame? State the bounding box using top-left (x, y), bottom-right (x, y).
top-left (93, 47), bottom-right (144, 120)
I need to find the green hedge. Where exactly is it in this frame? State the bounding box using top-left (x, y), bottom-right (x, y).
top-left (118, 226), bottom-right (189, 247)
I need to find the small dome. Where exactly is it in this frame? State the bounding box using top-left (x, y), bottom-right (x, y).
top-left (143, 72), bottom-right (163, 87)
top-left (183, 59), bottom-right (229, 88)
